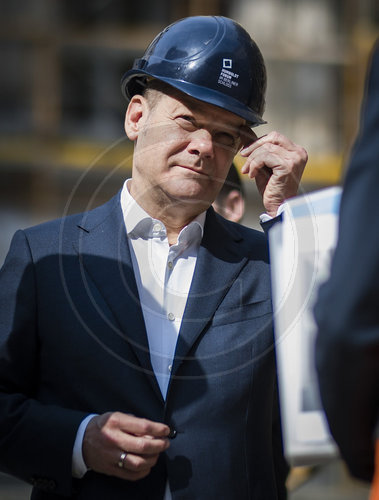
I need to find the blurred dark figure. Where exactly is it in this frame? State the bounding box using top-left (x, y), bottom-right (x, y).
top-left (212, 163), bottom-right (245, 223)
top-left (315, 40), bottom-right (379, 497)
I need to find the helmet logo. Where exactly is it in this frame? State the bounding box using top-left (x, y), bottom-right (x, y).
top-left (218, 59), bottom-right (239, 89)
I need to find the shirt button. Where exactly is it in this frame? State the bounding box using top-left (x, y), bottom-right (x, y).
top-left (153, 222), bottom-right (162, 233)
top-left (167, 312), bottom-right (175, 321)
top-left (167, 261), bottom-right (173, 270)
top-left (168, 364), bottom-right (172, 372)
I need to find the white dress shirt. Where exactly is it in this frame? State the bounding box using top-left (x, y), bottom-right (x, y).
top-left (72, 180), bottom-right (205, 500)
top-left (121, 181), bottom-right (204, 398)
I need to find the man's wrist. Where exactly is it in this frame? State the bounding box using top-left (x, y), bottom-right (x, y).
top-left (259, 202), bottom-right (286, 223)
top-left (72, 414), bottom-right (97, 478)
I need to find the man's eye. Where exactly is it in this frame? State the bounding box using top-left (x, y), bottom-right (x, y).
top-left (177, 116), bottom-right (197, 130)
top-left (214, 132), bottom-right (239, 148)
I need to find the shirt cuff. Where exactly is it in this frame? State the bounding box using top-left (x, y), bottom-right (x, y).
top-left (259, 202), bottom-right (286, 223)
top-left (72, 414), bottom-right (97, 478)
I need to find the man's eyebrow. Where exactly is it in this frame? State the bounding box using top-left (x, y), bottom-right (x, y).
top-left (179, 94), bottom-right (245, 127)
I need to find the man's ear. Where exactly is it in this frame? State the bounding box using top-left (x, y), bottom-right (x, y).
top-left (223, 190), bottom-right (245, 223)
top-left (124, 95), bottom-right (147, 141)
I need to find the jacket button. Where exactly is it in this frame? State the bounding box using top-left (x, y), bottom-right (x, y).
top-left (47, 479), bottom-right (57, 491)
top-left (29, 477), bottom-right (56, 491)
top-left (168, 428), bottom-right (177, 439)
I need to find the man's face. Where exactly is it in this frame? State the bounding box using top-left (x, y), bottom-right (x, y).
top-left (125, 89), bottom-right (246, 218)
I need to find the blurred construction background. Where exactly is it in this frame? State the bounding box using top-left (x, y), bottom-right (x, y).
top-left (1, 0), bottom-right (378, 260)
top-left (0, 0), bottom-right (378, 498)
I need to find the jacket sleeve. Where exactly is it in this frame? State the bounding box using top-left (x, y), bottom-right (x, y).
top-left (0, 230), bottom-right (88, 496)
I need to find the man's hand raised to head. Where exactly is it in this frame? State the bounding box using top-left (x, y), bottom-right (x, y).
top-left (239, 129), bottom-right (308, 217)
top-left (82, 412), bottom-right (170, 481)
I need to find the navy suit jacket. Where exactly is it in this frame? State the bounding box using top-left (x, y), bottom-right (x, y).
top-left (0, 193), bottom-right (287, 499)
top-left (315, 41), bottom-right (379, 482)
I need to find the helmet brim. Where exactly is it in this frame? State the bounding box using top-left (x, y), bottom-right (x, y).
top-left (121, 70), bottom-right (266, 127)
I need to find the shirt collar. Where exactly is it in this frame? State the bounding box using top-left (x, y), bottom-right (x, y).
top-left (120, 180), bottom-right (205, 245)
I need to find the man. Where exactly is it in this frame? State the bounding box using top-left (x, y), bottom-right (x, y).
top-left (0, 16), bottom-right (307, 499)
top-left (213, 163), bottom-right (245, 223)
top-left (314, 40), bottom-right (379, 488)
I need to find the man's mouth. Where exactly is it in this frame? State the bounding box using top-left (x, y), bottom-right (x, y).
top-left (177, 165), bottom-right (209, 177)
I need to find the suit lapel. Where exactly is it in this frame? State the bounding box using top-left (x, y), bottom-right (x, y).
top-left (171, 209), bottom-right (248, 377)
top-left (73, 194), bottom-right (164, 404)
top-left (72, 199), bottom-right (248, 401)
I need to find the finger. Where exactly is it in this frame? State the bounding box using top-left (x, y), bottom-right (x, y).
top-left (113, 449), bottom-right (162, 482)
top-left (83, 412), bottom-right (169, 475)
top-left (254, 167), bottom-right (272, 196)
top-left (117, 432), bottom-right (170, 457)
top-left (240, 131), bottom-right (300, 156)
top-left (240, 148), bottom-right (282, 177)
top-left (116, 413), bottom-right (170, 438)
top-left (241, 143), bottom-right (302, 178)
top-left (120, 451), bottom-right (159, 473)
top-left (240, 159), bottom-right (260, 178)
top-left (240, 142), bottom-right (285, 177)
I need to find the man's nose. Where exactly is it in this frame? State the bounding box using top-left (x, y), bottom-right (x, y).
top-left (187, 129), bottom-right (215, 158)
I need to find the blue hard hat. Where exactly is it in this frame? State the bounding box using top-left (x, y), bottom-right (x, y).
top-left (121, 16), bottom-right (267, 126)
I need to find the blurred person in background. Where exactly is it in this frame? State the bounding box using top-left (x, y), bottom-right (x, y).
top-left (212, 162), bottom-right (245, 223)
top-left (315, 40), bottom-right (379, 499)
top-left (0, 16), bottom-right (307, 500)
